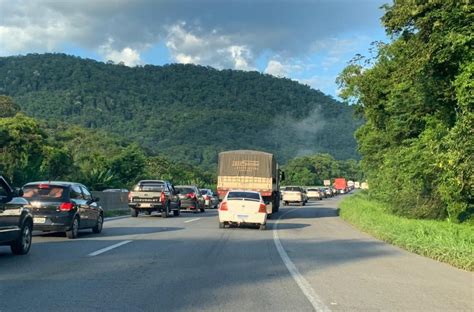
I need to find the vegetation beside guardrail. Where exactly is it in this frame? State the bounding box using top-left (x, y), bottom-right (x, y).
top-left (339, 193), bottom-right (474, 271)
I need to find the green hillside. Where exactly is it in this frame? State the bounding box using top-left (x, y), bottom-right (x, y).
top-left (0, 53), bottom-right (361, 167)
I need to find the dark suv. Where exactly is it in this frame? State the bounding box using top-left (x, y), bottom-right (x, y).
top-left (22, 181), bottom-right (103, 239)
top-left (0, 176), bottom-right (33, 255)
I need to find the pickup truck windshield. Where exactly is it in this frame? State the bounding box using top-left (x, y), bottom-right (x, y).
top-left (139, 183), bottom-right (165, 191)
top-left (285, 187), bottom-right (302, 192)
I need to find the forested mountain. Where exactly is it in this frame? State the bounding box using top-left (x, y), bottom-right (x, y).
top-left (0, 53), bottom-right (360, 167)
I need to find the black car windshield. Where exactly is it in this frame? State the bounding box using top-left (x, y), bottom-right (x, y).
top-left (176, 187), bottom-right (195, 194)
top-left (227, 192), bottom-right (260, 201)
top-left (139, 183), bottom-right (165, 191)
top-left (23, 184), bottom-right (67, 201)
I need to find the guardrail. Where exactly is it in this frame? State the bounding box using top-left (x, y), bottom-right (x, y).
top-left (91, 191), bottom-right (129, 211)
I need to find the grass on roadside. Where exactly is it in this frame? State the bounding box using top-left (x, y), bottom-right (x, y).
top-left (339, 192), bottom-right (474, 271)
top-left (104, 209), bottom-right (130, 218)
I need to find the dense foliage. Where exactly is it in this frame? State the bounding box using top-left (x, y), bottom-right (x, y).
top-left (338, 0), bottom-right (473, 222)
top-left (0, 100), bottom-right (215, 190)
top-left (0, 53), bottom-right (361, 167)
top-left (282, 153), bottom-right (362, 186)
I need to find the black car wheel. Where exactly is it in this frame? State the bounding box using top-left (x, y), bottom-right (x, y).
top-left (66, 217), bottom-right (79, 239)
top-left (11, 220), bottom-right (33, 255)
top-left (92, 214), bottom-right (103, 234)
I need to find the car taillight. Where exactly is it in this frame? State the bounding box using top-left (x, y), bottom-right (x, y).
top-left (219, 202), bottom-right (228, 211)
top-left (59, 202), bottom-right (74, 211)
top-left (258, 203), bottom-right (267, 213)
top-left (187, 192), bottom-right (196, 199)
top-left (160, 192), bottom-right (166, 203)
top-left (204, 195), bottom-right (209, 200)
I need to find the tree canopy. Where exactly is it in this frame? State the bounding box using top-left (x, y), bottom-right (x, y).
top-left (0, 53), bottom-right (361, 167)
top-left (338, 0), bottom-right (473, 222)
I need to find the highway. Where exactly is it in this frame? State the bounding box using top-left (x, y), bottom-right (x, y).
top-left (0, 196), bottom-right (472, 311)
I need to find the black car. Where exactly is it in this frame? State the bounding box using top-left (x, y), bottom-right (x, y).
top-left (0, 176), bottom-right (33, 255)
top-left (22, 181), bottom-right (103, 239)
top-left (175, 185), bottom-right (205, 213)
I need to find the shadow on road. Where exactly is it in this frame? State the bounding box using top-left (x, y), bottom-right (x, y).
top-left (32, 226), bottom-right (184, 240)
top-left (274, 206), bottom-right (340, 219)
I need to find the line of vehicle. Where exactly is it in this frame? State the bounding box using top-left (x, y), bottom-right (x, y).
top-left (184, 218), bottom-right (201, 223)
top-left (273, 209), bottom-right (331, 312)
top-left (88, 240), bottom-right (133, 257)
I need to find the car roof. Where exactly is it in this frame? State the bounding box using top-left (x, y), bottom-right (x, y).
top-left (227, 190), bottom-right (261, 194)
top-left (138, 180), bottom-right (166, 183)
top-left (24, 181), bottom-right (79, 187)
top-left (175, 185), bottom-right (198, 188)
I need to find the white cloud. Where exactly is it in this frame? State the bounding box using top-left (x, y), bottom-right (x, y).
top-left (264, 59), bottom-right (304, 77)
top-left (98, 38), bottom-right (142, 66)
top-left (165, 23), bottom-right (255, 70)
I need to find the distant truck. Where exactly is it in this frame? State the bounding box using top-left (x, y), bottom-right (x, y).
top-left (354, 181), bottom-right (360, 189)
top-left (217, 150), bottom-right (283, 215)
top-left (334, 178), bottom-right (348, 194)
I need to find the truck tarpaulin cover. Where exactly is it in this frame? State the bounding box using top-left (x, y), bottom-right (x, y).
top-left (218, 150), bottom-right (276, 178)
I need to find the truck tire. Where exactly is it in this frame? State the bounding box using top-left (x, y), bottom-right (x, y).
top-left (162, 203), bottom-right (169, 218)
top-left (173, 209), bottom-right (180, 217)
top-left (131, 208), bottom-right (138, 217)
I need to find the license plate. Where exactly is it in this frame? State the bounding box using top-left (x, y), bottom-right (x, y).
top-left (33, 217), bottom-right (46, 223)
top-left (141, 203), bottom-right (151, 208)
top-left (237, 214), bottom-right (248, 219)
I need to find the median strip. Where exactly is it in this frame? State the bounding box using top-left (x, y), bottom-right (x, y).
top-left (184, 218), bottom-right (201, 223)
top-left (88, 240), bottom-right (133, 257)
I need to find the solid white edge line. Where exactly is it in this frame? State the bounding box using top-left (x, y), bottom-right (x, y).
top-left (184, 218), bottom-right (201, 223)
top-left (273, 209), bottom-right (331, 312)
top-left (105, 216), bottom-right (129, 221)
top-left (88, 240), bottom-right (133, 257)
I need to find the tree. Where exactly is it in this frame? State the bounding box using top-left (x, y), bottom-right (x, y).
top-left (0, 95), bottom-right (20, 117)
top-left (338, 0), bottom-right (473, 221)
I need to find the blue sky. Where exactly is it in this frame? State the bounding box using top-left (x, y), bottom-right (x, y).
top-left (0, 0), bottom-right (389, 98)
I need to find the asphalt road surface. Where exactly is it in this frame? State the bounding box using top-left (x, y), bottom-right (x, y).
top-left (1, 196), bottom-right (472, 311)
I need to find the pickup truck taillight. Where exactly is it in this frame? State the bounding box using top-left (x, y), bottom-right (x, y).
top-left (59, 202), bottom-right (74, 211)
top-left (219, 202), bottom-right (228, 211)
top-left (160, 192), bottom-right (166, 203)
